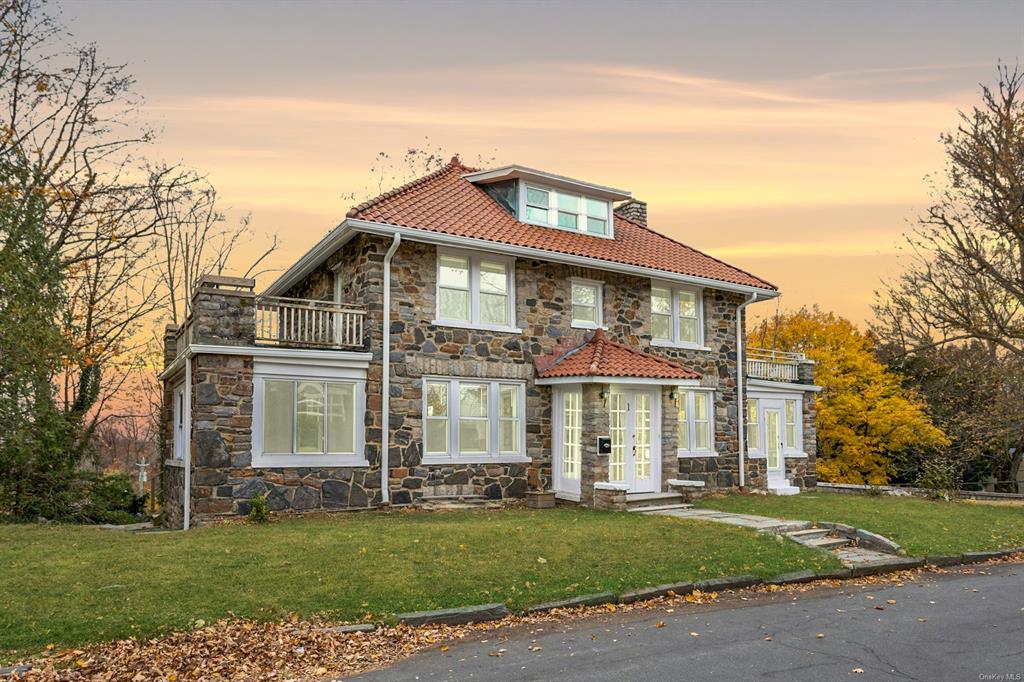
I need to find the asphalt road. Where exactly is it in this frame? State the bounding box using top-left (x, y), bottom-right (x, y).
top-left (355, 563), bottom-right (1024, 681)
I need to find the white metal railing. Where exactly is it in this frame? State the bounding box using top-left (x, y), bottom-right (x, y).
top-left (255, 296), bottom-right (366, 349)
top-left (745, 347), bottom-right (805, 382)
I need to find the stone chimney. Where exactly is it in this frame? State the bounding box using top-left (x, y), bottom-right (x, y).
top-left (614, 199), bottom-right (647, 227)
top-left (190, 275), bottom-right (256, 346)
top-left (163, 324), bottom-right (181, 369)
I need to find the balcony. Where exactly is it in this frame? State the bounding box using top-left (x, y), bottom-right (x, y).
top-left (745, 347), bottom-right (805, 382)
top-left (255, 296), bottom-right (366, 350)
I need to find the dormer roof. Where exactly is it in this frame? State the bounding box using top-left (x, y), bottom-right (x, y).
top-left (534, 329), bottom-right (701, 381)
top-left (265, 157), bottom-right (777, 297)
top-left (461, 164), bottom-right (631, 202)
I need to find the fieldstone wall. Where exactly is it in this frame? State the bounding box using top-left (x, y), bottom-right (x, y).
top-left (162, 463), bottom-right (187, 528)
top-left (593, 486), bottom-right (627, 511)
top-left (579, 384), bottom-right (610, 507)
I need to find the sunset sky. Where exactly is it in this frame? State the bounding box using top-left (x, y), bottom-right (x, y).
top-left (70, 0), bottom-right (1024, 325)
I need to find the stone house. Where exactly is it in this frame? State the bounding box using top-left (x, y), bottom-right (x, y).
top-left (160, 159), bottom-right (819, 528)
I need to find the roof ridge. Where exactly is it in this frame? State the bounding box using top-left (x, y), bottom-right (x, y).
top-left (615, 213), bottom-right (777, 291)
top-left (346, 156), bottom-right (475, 219)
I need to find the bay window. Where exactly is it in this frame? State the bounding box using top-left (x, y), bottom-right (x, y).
top-left (651, 283), bottom-right (703, 347)
top-left (435, 249), bottom-right (516, 330)
top-left (423, 378), bottom-right (527, 462)
top-left (677, 389), bottom-right (715, 456)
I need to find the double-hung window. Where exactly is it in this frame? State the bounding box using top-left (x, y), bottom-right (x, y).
top-left (570, 278), bottom-right (603, 328)
top-left (423, 378), bottom-right (526, 462)
top-left (436, 249), bottom-right (515, 330)
top-left (651, 283), bottom-right (703, 347)
top-left (746, 399), bottom-right (760, 451)
top-left (677, 389), bottom-right (714, 456)
top-left (522, 185), bottom-right (612, 237)
top-left (257, 378), bottom-right (364, 467)
top-left (784, 399), bottom-right (798, 450)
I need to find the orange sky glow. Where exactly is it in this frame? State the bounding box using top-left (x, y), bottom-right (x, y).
top-left (69, 0), bottom-right (1024, 326)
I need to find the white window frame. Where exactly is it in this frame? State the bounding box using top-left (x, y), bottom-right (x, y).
top-left (421, 377), bottom-right (529, 464)
top-left (570, 277), bottom-right (604, 329)
top-left (746, 392), bottom-right (805, 459)
top-left (252, 365), bottom-right (367, 468)
top-left (676, 388), bottom-right (716, 457)
top-left (433, 247), bottom-right (519, 333)
top-left (785, 399), bottom-right (798, 452)
top-left (651, 281), bottom-right (705, 349)
top-left (746, 398), bottom-right (760, 454)
top-left (519, 181), bottom-right (615, 239)
top-left (172, 382), bottom-right (186, 462)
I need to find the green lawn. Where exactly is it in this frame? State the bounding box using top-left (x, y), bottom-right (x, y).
top-left (699, 492), bottom-right (1024, 556)
top-left (0, 508), bottom-right (836, 659)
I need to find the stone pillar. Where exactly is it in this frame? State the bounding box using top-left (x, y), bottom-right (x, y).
top-left (579, 383), bottom-right (610, 507)
top-left (189, 275), bottom-right (256, 520)
top-left (797, 359), bottom-right (817, 489)
top-left (190, 275), bottom-right (256, 346)
top-left (661, 386), bottom-right (678, 492)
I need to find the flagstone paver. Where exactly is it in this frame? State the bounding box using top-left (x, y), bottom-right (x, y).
top-left (644, 507), bottom-right (812, 534)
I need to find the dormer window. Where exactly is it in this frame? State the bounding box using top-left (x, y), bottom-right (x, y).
top-left (523, 185), bottom-right (611, 237)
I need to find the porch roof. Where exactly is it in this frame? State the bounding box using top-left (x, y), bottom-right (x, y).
top-left (534, 329), bottom-right (701, 381)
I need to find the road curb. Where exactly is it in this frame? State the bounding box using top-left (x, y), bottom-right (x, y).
top-left (526, 592), bottom-right (617, 613)
top-left (696, 574), bottom-right (763, 592)
top-left (618, 582), bottom-right (694, 604)
top-left (398, 603), bottom-right (511, 626)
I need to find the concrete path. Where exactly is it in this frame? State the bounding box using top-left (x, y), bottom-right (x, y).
top-left (354, 562), bottom-right (1024, 682)
top-left (643, 506), bottom-right (812, 534)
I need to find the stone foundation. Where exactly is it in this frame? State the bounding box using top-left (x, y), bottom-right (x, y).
top-left (593, 485), bottom-right (627, 511)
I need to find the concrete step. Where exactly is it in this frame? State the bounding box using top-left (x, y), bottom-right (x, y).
top-left (804, 536), bottom-right (852, 550)
top-left (626, 492), bottom-right (686, 509)
top-left (630, 503), bottom-right (694, 513)
top-left (787, 528), bottom-right (833, 541)
top-left (767, 484), bottom-right (800, 496)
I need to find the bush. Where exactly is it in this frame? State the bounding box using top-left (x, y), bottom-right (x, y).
top-left (916, 457), bottom-right (963, 500)
top-left (248, 494), bottom-right (270, 523)
top-left (79, 473), bottom-right (147, 524)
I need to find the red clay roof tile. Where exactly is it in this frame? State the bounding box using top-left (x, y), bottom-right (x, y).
top-left (535, 329), bottom-right (701, 380)
top-left (347, 157), bottom-right (775, 291)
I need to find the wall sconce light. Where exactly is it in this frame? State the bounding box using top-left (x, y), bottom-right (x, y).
top-left (599, 387), bottom-right (609, 402)
top-left (668, 388), bottom-right (678, 402)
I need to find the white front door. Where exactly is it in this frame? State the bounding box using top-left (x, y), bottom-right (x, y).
top-left (609, 388), bottom-right (661, 493)
top-left (764, 408), bottom-right (785, 483)
top-left (552, 387), bottom-right (582, 500)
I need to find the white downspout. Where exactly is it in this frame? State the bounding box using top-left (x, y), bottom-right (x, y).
top-left (183, 353), bottom-right (192, 530)
top-left (736, 292), bottom-right (757, 489)
top-left (380, 234), bottom-right (402, 505)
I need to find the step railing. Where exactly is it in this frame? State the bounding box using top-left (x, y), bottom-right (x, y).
top-left (255, 296), bottom-right (365, 349)
top-left (745, 347), bottom-right (805, 382)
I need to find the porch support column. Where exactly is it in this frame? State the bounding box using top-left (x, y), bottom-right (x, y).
top-left (579, 383), bottom-right (610, 508)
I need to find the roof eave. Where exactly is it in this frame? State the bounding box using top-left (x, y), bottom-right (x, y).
top-left (462, 165), bottom-right (631, 202)
top-left (536, 376), bottom-right (704, 386)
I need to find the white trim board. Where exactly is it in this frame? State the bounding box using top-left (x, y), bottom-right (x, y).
top-left (160, 344), bottom-right (371, 380)
top-left (263, 218), bottom-right (780, 300)
top-left (747, 379), bottom-right (822, 393)
top-left (536, 376), bottom-right (702, 387)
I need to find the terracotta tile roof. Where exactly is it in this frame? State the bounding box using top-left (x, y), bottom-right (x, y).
top-left (535, 329), bottom-right (701, 380)
top-left (346, 157), bottom-right (776, 291)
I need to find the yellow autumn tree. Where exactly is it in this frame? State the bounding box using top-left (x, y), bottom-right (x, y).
top-left (748, 308), bottom-right (948, 484)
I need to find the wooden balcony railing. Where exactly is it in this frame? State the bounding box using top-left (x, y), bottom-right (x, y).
top-left (745, 347), bottom-right (805, 382)
top-left (255, 296), bottom-right (366, 349)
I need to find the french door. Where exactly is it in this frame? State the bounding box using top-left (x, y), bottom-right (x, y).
top-left (552, 387), bottom-right (582, 500)
top-left (609, 388), bottom-right (661, 493)
top-left (764, 408), bottom-right (785, 483)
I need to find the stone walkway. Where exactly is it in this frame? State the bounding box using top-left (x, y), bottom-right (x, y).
top-left (642, 507), bottom-right (812, 534)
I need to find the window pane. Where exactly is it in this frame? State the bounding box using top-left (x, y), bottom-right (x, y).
top-left (499, 385), bottom-right (518, 418)
top-left (557, 211), bottom-right (578, 229)
top-left (426, 419), bottom-right (448, 454)
top-left (693, 393), bottom-right (708, 420)
top-left (651, 287), bottom-right (671, 315)
top-left (439, 287), bottom-right (469, 320)
top-left (573, 304), bottom-right (596, 324)
top-left (525, 205), bottom-right (549, 223)
top-left (264, 380), bottom-right (293, 453)
top-left (459, 420), bottom-right (488, 453)
top-left (526, 187), bottom-right (549, 208)
top-left (499, 420), bottom-right (518, 453)
top-left (680, 317), bottom-right (698, 344)
top-left (652, 314), bottom-right (671, 341)
top-left (679, 289), bottom-right (698, 318)
top-left (439, 255), bottom-right (469, 288)
top-left (459, 383), bottom-right (488, 418)
top-left (746, 400), bottom-right (759, 450)
top-left (479, 261), bottom-right (507, 294)
top-left (572, 283), bottom-right (596, 307)
top-left (327, 383), bottom-right (355, 454)
top-left (586, 216), bottom-right (607, 235)
top-left (785, 400), bottom-right (796, 423)
top-left (557, 193), bottom-right (580, 212)
top-left (426, 382), bottom-right (448, 417)
top-left (695, 422), bottom-right (710, 450)
top-left (295, 381), bottom-right (325, 453)
top-left (480, 292), bottom-right (508, 325)
top-left (586, 198), bottom-right (606, 217)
